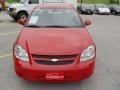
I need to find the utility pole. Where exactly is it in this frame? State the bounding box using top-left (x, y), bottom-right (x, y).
top-left (81, 0), bottom-right (83, 4)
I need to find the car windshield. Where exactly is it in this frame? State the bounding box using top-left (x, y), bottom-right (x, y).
top-left (44, 0), bottom-right (64, 3)
top-left (97, 4), bottom-right (108, 8)
top-left (19, 0), bottom-right (26, 4)
top-left (26, 8), bottom-right (83, 28)
top-left (82, 4), bottom-right (93, 9)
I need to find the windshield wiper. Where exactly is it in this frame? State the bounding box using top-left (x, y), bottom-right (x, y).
top-left (26, 25), bottom-right (41, 28)
top-left (26, 25), bottom-right (78, 28)
top-left (44, 25), bottom-right (70, 28)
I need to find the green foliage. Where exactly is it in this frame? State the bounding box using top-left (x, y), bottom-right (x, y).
top-left (7, 0), bottom-right (20, 3)
top-left (110, 0), bottom-right (119, 3)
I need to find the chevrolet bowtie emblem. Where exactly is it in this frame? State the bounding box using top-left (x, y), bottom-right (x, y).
top-left (51, 59), bottom-right (59, 62)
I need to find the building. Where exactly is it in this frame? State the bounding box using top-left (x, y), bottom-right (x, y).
top-left (0, 0), bottom-right (5, 10)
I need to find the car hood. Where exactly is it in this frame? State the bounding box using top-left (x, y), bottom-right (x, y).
top-left (17, 28), bottom-right (94, 55)
top-left (9, 3), bottom-right (23, 8)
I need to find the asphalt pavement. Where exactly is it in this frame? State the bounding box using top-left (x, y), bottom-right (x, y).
top-left (0, 11), bottom-right (120, 90)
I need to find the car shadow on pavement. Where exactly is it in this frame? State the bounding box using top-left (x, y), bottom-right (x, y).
top-left (7, 19), bottom-right (16, 23)
top-left (17, 78), bottom-right (82, 90)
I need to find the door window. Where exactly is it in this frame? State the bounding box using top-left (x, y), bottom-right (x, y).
top-left (29, 0), bottom-right (39, 4)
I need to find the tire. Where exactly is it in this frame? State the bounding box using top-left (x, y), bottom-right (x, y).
top-left (97, 11), bottom-right (99, 15)
top-left (112, 11), bottom-right (116, 15)
top-left (77, 8), bottom-right (81, 14)
top-left (18, 12), bottom-right (28, 21)
top-left (13, 17), bottom-right (18, 21)
top-left (95, 10), bottom-right (99, 14)
top-left (90, 12), bottom-right (93, 15)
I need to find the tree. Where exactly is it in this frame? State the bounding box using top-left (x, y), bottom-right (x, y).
top-left (81, 0), bottom-right (83, 4)
top-left (110, 0), bottom-right (120, 3)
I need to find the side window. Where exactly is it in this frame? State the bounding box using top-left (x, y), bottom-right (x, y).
top-left (29, 0), bottom-right (39, 4)
top-left (94, 5), bottom-right (97, 9)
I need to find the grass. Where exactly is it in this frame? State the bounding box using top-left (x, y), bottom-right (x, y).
top-left (7, 0), bottom-right (18, 3)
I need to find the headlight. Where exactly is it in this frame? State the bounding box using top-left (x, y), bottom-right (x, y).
top-left (12, 8), bottom-right (16, 12)
top-left (14, 45), bottom-right (29, 61)
top-left (80, 45), bottom-right (95, 62)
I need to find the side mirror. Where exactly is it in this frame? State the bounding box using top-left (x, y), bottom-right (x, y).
top-left (84, 20), bottom-right (92, 26)
top-left (17, 19), bottom-right (26, 25)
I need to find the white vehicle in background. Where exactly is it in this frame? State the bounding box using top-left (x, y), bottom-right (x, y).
top-left (94, 4), bottom-right (110, 15)
top-left (8, 0), bottom-right (77, 20)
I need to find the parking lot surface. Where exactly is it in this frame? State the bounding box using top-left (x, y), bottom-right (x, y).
top-left (0, 11), bottom-right (120, 90)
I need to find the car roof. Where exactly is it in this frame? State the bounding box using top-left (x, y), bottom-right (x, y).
top-left (35, 4), bottom-right (74, 9)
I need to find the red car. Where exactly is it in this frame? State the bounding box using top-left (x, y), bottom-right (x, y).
top-left (13, 4), bottom-right (96, 82)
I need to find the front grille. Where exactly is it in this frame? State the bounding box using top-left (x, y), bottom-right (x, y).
top-left (86, 9), bottom-right (91, 11)
top-left (32, 54), bottom-right (77, 65)
top-left (32, 54), bottom-right (77, 59)
top-left (35, 59), bottom-right (74, 65)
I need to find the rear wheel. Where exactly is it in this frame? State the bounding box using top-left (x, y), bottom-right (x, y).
top-left (77, 8), bottom-right (81, 14)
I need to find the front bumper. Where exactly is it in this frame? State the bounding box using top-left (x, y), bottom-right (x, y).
top-left (115, 11), bottom-right (120, 15)
top-left (14, 57), bottom-right (95, 82)
top-left (7, 10), bottom-right (17, 19)
top-left (82, 10), bottom-right (93, 14)
top-left (99, 11), bottom-right (110, 14)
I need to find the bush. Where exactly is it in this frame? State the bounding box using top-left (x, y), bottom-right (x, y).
top-left (7, 0), bottom-right (20, 3)
top-left (110, 0), bottom-right (119, 3)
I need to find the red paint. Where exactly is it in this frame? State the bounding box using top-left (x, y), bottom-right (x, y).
top-left (13, 4), bottom-right (96, 82)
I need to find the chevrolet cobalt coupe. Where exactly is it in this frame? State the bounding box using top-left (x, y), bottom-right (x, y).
top-left (13, 4), bottom-right (96, 82)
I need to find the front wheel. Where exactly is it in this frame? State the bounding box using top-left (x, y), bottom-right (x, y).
top-left (96, 10), bottom-right (99, 14)
top-left (13, 17), bottom-right (18, 21)
top-left (112, 11), bottom-right (116, 15)
top-left (18, 12), bottom-right (28, 21)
